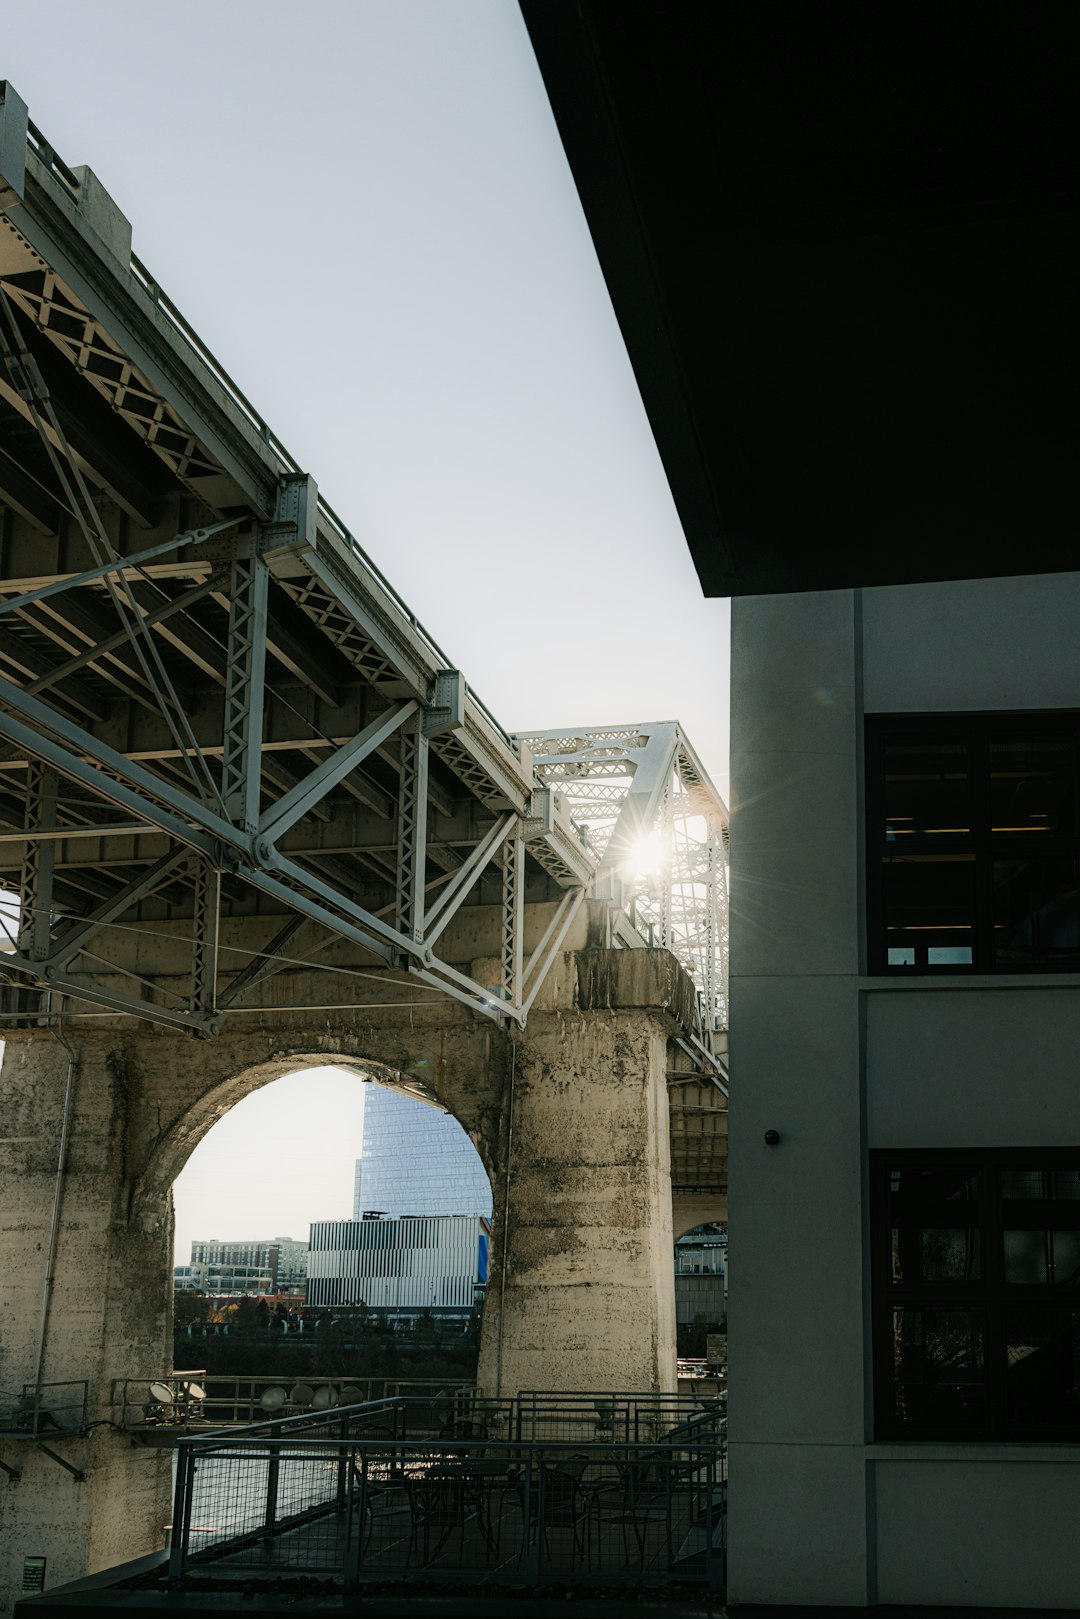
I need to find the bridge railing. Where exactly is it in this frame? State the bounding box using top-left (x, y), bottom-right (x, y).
top-left (0, 1380), bottom-right (88, 1439)
top-left (114, 1373), bottom-right (476, 1433)
top-left (167, 1394), bottom-right (726, 1588)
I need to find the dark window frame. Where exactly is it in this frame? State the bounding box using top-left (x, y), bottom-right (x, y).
top-left (870, 1147), bottom-right (1080, 1442)
top-left (866, 711), bottom-right (1080, 974)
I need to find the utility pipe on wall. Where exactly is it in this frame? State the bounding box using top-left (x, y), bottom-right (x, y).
top-left (33, 1050), bottom-right (78, 1401)
top-left (493, 1039), bottom-right (516, 1399)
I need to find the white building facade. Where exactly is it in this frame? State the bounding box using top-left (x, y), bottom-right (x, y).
top-left (307, 1214), bottom-right (490, 1314)
top-left (729, 571), bottom-right (1080, 1608)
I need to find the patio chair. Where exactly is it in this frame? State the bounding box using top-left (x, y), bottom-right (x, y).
top-left (585, 1450), bottom-right (684, 1574)
top-left (511, 1453), bottom-right (592, 1572)
top-left (405, 1465), bottom-right (491, 1566)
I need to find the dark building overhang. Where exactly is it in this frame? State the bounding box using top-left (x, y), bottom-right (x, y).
top-left (521, 2), bottom-right (1080, 596)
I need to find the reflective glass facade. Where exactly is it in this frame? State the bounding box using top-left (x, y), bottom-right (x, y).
top-left (353, 1084), bottom-right (492, 1219)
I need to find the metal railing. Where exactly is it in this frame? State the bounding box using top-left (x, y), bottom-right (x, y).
top-left (115, 1375), bottom-right (476, 1432)
top-left (0, 1380), bottom-right (88, 1438)
top-left (168, 1394), bottom-right (726, 1588)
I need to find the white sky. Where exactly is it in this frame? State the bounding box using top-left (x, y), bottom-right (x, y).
top-left (171, 1069), bottom-right (366, 1259)
top-left (1, 1), bottom-right (731, 1262)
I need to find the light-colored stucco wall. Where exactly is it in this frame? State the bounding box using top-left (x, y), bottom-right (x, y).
top-left (728, 571), bottom-right (1080, 1609)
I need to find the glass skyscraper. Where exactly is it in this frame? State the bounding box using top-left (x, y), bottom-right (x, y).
top-left (353, 1084), bottom-right (493, 1219)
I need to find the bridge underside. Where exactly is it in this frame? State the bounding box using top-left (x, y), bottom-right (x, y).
top-left (0, 84), bottom-right (727, 1605)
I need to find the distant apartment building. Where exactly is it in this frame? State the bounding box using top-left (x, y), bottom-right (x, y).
top-left (273, 1238), bottom-right (309, 1290)
top-left (307, 1214), bottom-right (490, 1319)
top-left (173, 1260), bottom-right (273, 1294)
top-left (353, 1083), bottom-right (492, 1219)
top-left (186, 1237), bottom-right (309, 1293)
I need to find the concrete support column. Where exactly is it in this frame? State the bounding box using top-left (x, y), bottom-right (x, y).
top-left (477, 977), bottom-right (680, 1396)
top-left (0, 1037), bottom-right (172, 1606)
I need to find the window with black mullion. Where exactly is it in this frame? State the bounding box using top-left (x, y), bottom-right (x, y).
top-left (868, 714), bottom-right (1080, 973)
top-left (872, 1150), bottom-right (1080, 1441)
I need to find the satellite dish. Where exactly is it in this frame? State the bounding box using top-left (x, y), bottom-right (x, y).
top-left (289, 1382), bottom-right (314, 1407)
top-left (185, 1383), bottom-right (207, 1402)
top-left (310, 1385), bottom-right (335, 1410)
top-left (148, 1382), bottom-right (174, 1406)
top-left (340, 1385), bottom-right (363, 1406)
top-left (260, 1386), bottom-right (287, 1411)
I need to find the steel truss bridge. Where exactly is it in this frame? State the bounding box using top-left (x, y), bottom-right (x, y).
top-left (0, 83), bottom-right (728, 1082)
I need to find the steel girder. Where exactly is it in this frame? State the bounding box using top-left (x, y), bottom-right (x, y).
top-left (0, 86), bottom-right (728, 1062)
top-left (522, 723), bottom-right (731, 1048)
top-left (0, 84), bottom-right (595, 1037)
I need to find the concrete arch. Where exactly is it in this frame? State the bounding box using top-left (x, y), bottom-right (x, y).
top-left (672, 1200), bottom-right (728, 1241)
top-left (1, 950), bottom-right (689, 1603)
top-left (125, 1013), bottom-right (512, 1223)
top-left (137, 1047), bottom-right (500, 1223)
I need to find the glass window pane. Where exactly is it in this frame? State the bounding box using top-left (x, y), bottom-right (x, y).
top-left (993, 858), bottom-right (1080, 968)
top-left (890, 1166), bottom-right (979, 1204)
top-left (927, 946), bottom-right (973, 965)
top-left (884, 738), bottom-right (971, 841)
top-left (888, 946), bottom-right (915, 966)
top-left (1052, 1231), bottom-right (1080, 1286)
top-left (1001, 1170), bottom-right (1048, 1199)
top-left (1054, 1171), bottom-right (1080, 1201)
top-left (892, 1306), bottom-right (986, 1429)
top-left (1005, 1308), bottom-right (1080, 1428)
top-left (1004, 1228), bottom-right (1049, 1283)
top-left (884, 857), bottom-right (975, 963)
top-left (923, 1227), bottom-right (981, 1281)
top-left (893, 1227), bottom-right (980, 1283)
top-left (890, 1167), bottom-right (981, 1282)
top-left (990, 735), bottom-right (1078, 837)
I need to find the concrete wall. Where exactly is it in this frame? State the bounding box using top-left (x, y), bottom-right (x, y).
top-left (0, 944), bottom-right (686, 1606)
top-left (476, 1006), bottom-right (677, 1396)
top-left (728, 571), bottom-right (1080, 1609)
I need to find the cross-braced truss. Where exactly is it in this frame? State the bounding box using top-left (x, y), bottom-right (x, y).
top-left (0, 85), bottom-right (728, 1064)
top-left (522, 724), bottom-right (730, 1045)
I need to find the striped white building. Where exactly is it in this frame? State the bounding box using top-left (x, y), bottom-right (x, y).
top-left (307, 1214), bottom-right (489, 1313)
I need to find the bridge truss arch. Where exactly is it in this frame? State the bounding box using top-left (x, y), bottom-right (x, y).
top-left (0, 84), bottom-right (728, 1092)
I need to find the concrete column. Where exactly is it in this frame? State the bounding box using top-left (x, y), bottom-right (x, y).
top-left (477, 975), bottom-right (680, 1396)
top-left (726, 588), bottom-right (871, 1606)
top-left (0, 1037), bottom-right (172, 1608)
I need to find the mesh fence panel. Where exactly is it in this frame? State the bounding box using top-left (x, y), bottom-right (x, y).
top-left (172, 1396), bottom-right (726, 1587)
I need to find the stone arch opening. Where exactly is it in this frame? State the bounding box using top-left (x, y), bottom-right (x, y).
top-left (138, 1039), bottom-right (506, 1224)
top-left (167, 1058), bottom-right (494, 1339)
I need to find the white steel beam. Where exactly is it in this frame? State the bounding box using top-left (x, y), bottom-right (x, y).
top-left (422, 812), bottom-right (515, 946)
top-left (395, 712), bottom-right (429, 945)
top-left (258, 701), bottom-right (417, 846)
top-left (0, 520), bottom-right (239, 617)
top-left (0, 675), bottom-right (242, 857)
top-left (50, 848), bottom-right (187, 968)
top-left (17, 762), bottom-right (56, 962)
top-left (501, 828), bottom-right (525, 1010)
top-left (221, 551), bottom-right (268, 834)
top-left (4, 949), bottom-right (212, 1034)
top-left (520, 887), bottom-right (586, 1017)
top-left (190, 857), bottom-right (220, 1017)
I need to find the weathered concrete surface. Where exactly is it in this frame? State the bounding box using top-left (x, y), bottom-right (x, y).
top-left (672, 1193), bottom-right (727, 1237)
top-left (0, 944), bottom-right (694, 1606)
top-left (0, 1039), bottom-right (174, 1606)
top-left (477, 1004), bottom-right (678, 1397)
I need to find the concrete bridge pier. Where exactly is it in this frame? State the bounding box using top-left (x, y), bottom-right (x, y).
top-left (0, 1036), bottom-right (173, 1602)
top-left (477, 953), bottom-right (687, 1397)
top-left (0, 946), bottom-right (695, 1602)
